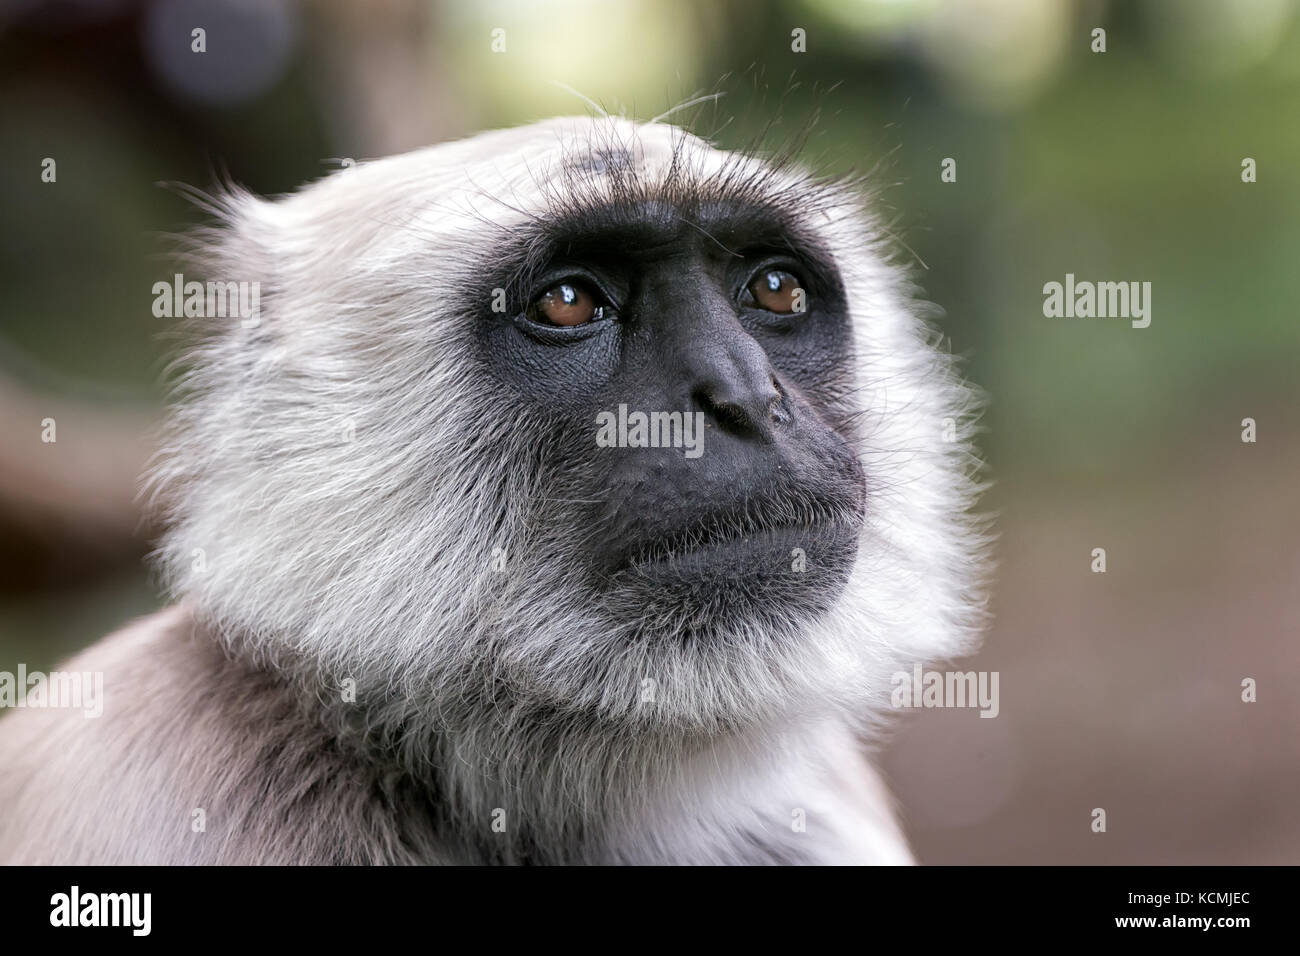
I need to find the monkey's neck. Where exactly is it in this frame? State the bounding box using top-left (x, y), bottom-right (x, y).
top-left (233, 628), bottom-right (861, 865)
top-left (337, 700), bottom-right (837, 865)
top-left (459, 715), bottom-right (835, 864)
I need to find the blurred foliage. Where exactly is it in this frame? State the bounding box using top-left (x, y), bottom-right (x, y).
top-left (1, 0), bottom-right (1297, 660)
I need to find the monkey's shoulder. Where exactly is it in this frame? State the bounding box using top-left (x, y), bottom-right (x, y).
top-left (0, 606), bottom-right (442, 865)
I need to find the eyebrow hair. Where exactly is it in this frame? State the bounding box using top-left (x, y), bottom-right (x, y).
top-left (529, 191), bottom-right (832, 262)
top-left (469, 191), bottom-right (843, 317)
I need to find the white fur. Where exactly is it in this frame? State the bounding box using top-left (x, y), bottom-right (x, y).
top-left (0, 117), bottom-right (988, 864)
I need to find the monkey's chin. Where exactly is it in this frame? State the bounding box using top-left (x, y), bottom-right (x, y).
top-left (604, 522), bottom-right (861, 627)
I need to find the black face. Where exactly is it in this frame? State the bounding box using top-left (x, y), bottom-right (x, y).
top-left (475, 196), bottom-right (866, 630)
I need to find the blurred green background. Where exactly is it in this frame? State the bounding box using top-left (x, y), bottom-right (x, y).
top-left (1, 0), bottom-right (1297, 863)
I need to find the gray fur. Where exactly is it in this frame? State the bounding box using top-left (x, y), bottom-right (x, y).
top-left (0, 117), bottom-right (988, 864)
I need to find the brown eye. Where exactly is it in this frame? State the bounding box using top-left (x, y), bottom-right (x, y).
top-left (745, 270), bottom-right (804, 314)
top-left (528, 281), bottom-right (603, 327)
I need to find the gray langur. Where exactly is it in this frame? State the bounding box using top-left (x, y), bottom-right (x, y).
top-left (0, 116), bottom-right (988, 864)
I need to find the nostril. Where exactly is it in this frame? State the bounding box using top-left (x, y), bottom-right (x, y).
top-left (694, 372), bottom-right (791, 439)
top-left (694, 386), bottom-right (762, 436)
top-left (769, 377), bottom-right (793, 425)
top-left (769, 397), bottom-right (792, 426)
top-left (715, 400), bottom-right (755, 434)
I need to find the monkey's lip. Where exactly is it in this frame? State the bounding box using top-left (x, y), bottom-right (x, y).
top-left (618, 517), bottom-right (858, 579)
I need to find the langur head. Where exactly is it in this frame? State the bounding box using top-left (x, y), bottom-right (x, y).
top-left (150, 116), bottom-right (987, 739)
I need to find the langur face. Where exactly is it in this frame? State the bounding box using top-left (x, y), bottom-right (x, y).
top-left (474, 189), bottom-right (867, 634)
top-left (158, 116), bottom-right (982, 731)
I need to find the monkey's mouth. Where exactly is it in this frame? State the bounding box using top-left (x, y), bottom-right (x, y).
top-left (615, 510), bottom-right (861, 582)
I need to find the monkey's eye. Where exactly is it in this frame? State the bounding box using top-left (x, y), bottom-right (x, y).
top-left (527, 281), bottom-right (607, 327)
top-left (742, 269), bottom-right (805, 314)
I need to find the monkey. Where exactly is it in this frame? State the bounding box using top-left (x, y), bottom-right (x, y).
top-left (0, 115), bottom-right (988, 865)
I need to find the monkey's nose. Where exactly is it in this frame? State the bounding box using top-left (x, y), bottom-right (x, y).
top-left (693, 374), bottom-right (790, 441)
